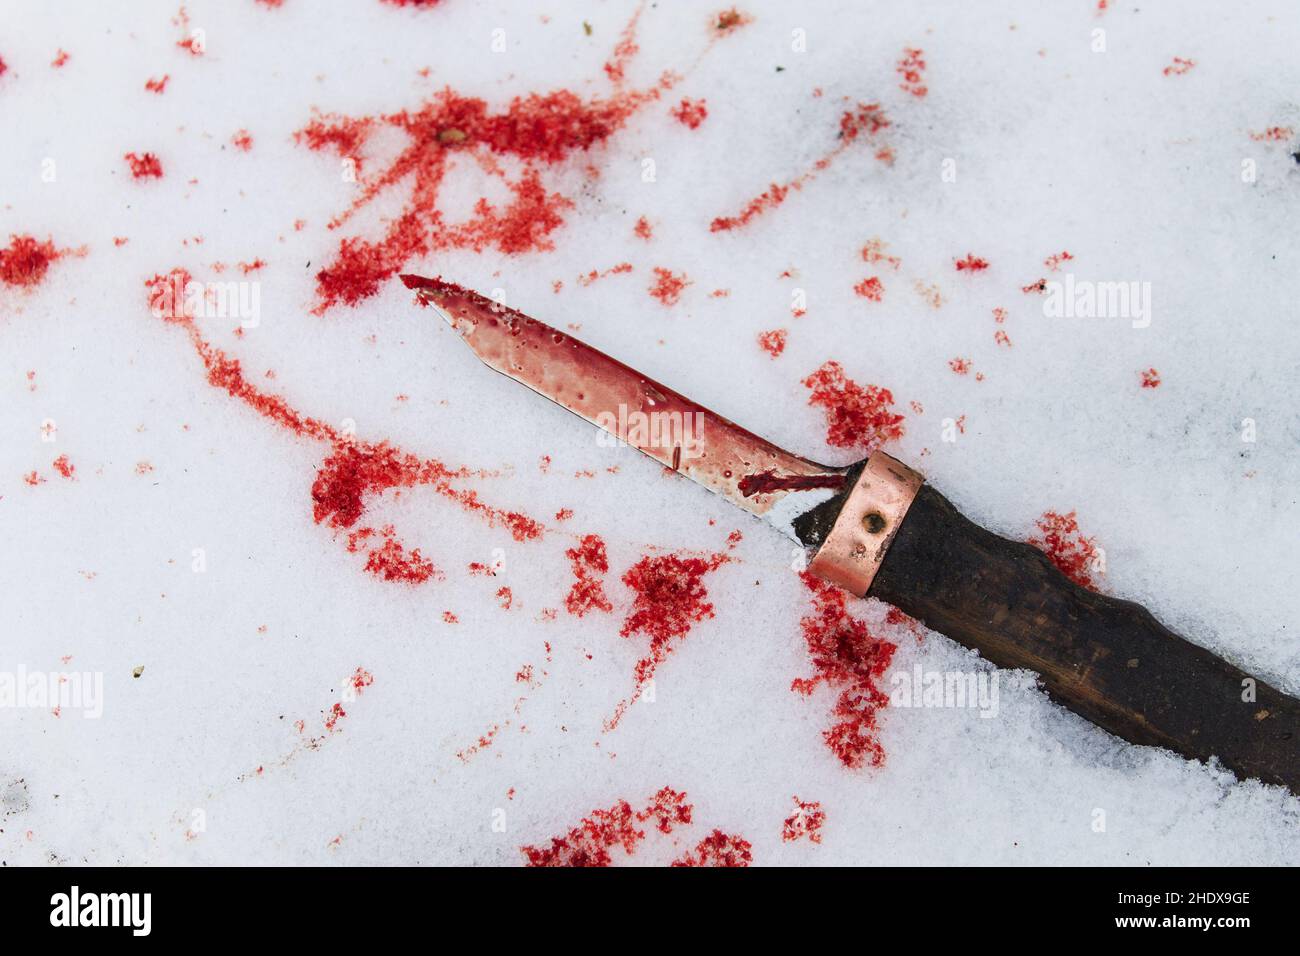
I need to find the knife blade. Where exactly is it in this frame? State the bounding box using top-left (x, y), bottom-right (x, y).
top-left (401, 273), bottom-right (1300, 795)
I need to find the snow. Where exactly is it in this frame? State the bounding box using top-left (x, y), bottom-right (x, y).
top-left (1, 0), bottom-right (1298, 865)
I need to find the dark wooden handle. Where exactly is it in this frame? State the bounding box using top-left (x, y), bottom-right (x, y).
top-left (868, 483), bottom-right (1300, 793)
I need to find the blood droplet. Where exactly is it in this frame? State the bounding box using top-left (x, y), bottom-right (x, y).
top-left (1029, 511), bottom-right (1101, 590)
top-left (802, 360), bottom-right (905, 451)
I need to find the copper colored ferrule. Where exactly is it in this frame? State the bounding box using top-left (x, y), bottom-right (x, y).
top-left (807, 451), bottom-right (924, 597)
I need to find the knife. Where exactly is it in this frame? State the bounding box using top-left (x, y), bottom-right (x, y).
top-left (400, 273), bottom-right (1300, 794)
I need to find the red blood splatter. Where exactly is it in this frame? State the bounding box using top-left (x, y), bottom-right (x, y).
top-left (521, 786), bottom-right (693, 867)
top-left (1043, 250), bottom-right (1074, 271)
top-left (1029, 511), bottom-right (1101, 591)
top-left (896, 47), bottom-right (927, 98)
top-left (757, 328), bottom-right (787, 358)
top-left (648, 267), bottom-right (690, 306)
top-left (238, 259), bottom-right (265, 274)
top-left (174, 6), bottom-right (204, 56)
top-left (231, 129), bottom-right (253, 151)
top-left (1250, 126), bottom-right (1294, 142)
top-left (350, 667), bottom-right (374, 692)
top-left (948, 357), bottom-right (972, 375)
top-left (861, 237), bottom-right (901, 270)
top-left (381, 0), bottom-right (442, 6)
top-left (1021, 278), bottom-right (1047, 294)
top-left (564, 533), bottom-right (613, 617)
top-left (954, 253), bottom-right (988, 272)
top-left (853, 276), bottom-right (884, 301)
top-left (577, 261), bottom-right (633, 287)
top-left (295, 11), bottom-right (732, 314)
top-left (23, 471), bottom-right (44, 486)
top-left (607, 551), bottom-right (729, 728)
top-left (710, 102), bottom-right (890, 232)
top-left (52, 455), bottom-right (75, 480)
top-left (1140, 367), bottom-right (1161, 389)
top-left (738, 470), bottom-right (844, 498)
top-left (145, 75), bottom-right (169, 94)
top-left (442, 610), bottom-right (459, 624)
top-left (146, 269), bottom-right (544, 584)
top-left (554, 507), bottom-right (574, 521)
top-left (124, 152), bottom-right (164, 180)
top-left (992, 307), bottom-right (1007, 323)
top-left (781, 796), bottom-right (826, 844)
top-left (51, 49), bottom-right (70, 69)
top-left (603, 9), bottom-right (641, 84)
top-left (1163, 57), bottom-right (1195, 77)
top-left (0, 235), bottom-right (65, 289)
top-left (671, 830), bottom-right (753, 867)
top-left (802, 360), bottom-right (904, 451)
top-left (496, 586), bottom-right (513, 610)
top-left (714, 8), bottom-right (752, 33)
top-left (994, 329), bottom-right (1012, 347)
top-left (0, 56), bottom-right (7, 79)
top-left (794, 572), bottom-right (896, 769)
top-left (633, 215), bottom-right (653, 240)
top-left (670, 97), bottom-right (708, 129)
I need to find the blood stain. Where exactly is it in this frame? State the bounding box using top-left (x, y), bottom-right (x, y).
top-left (231, 129), bottom-right (253, 151)
top-left (757, 328), bottom-right (787, 358)
top-left (564, 533), bottom-right (613, 617)
top-left (521, 786), bottom-right (694, 867)
top-left (802, 360), bottom-right (904, 451)
top-left (1140, 367), bottom-right (1161, 389)
top-left (145, 75), bottom-right (169, 94)
top-left (671, 829), bottom-right (753, 867)
top-left (861, 237), bottom-right (901, 270)
top-left (670, 97), bottom-right (708, 129)
top-left (1162, 57), bottom-right (1195, 77)
top-left (51, 49), bottom-right (70, 68)
top-left (146, 268), bottom-right (544, 584)
top-left (948, 357), bottom-right (972, 375)
top-left (124, 152), bottom-right (164, 180)
top-left (1029, 511), bottom-right (1101, 591)
top-left (1250, 127), bottom-right (1294, 142)
top-left (633, 215), bottom-right (653, 240)
top-left (896, 47), bottom-right (927, 97)
top-left (1043, 250), bottom-right (1074, 271)
top-left (794, 572), bottom-right (896, 769)
top-left (51, 455), bottom-right (75, 480)
top-left (781, 797), bottom-right (826, 844)
top-left (648, 266), bottom-right (690, 306)
top-left (710, 102), bottom-right (890, 232)
top-left (606, 550), bottom-right (729, 729)
top-left (738, 470), bottom-right (845, 498)
top-left (853, 276), bottom-right (884, 301)
top-left (954, 254), bottom-right (988, 272)
top-left (0, 235), bottom-right (67, 290)
top-left (296, 11), bottom-right (742, 314)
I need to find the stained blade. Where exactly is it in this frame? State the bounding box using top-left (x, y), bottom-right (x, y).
top-left (401, 274), bottom-right (847, 538)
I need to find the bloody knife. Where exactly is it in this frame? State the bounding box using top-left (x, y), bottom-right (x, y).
top-left (401, 273), bottom-right (1300, 794)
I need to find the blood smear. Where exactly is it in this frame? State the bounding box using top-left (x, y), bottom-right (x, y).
top-left (1028, 511), bottom-right (1101, 591)
top-left (802, 360), bottom-right (905, 451)
top-left (794, 572), bottom-right (897, 769)
top-left (145, 75), bottom-right (169, 94)
top-left (1140, 367), bottom-right (1161, 389)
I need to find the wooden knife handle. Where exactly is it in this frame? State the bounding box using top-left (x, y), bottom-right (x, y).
top-left (868, 483), bottom-right (1300, 793)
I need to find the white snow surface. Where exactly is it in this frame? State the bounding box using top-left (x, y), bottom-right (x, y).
top-left (2, 0), bottom-right (1298, 866)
